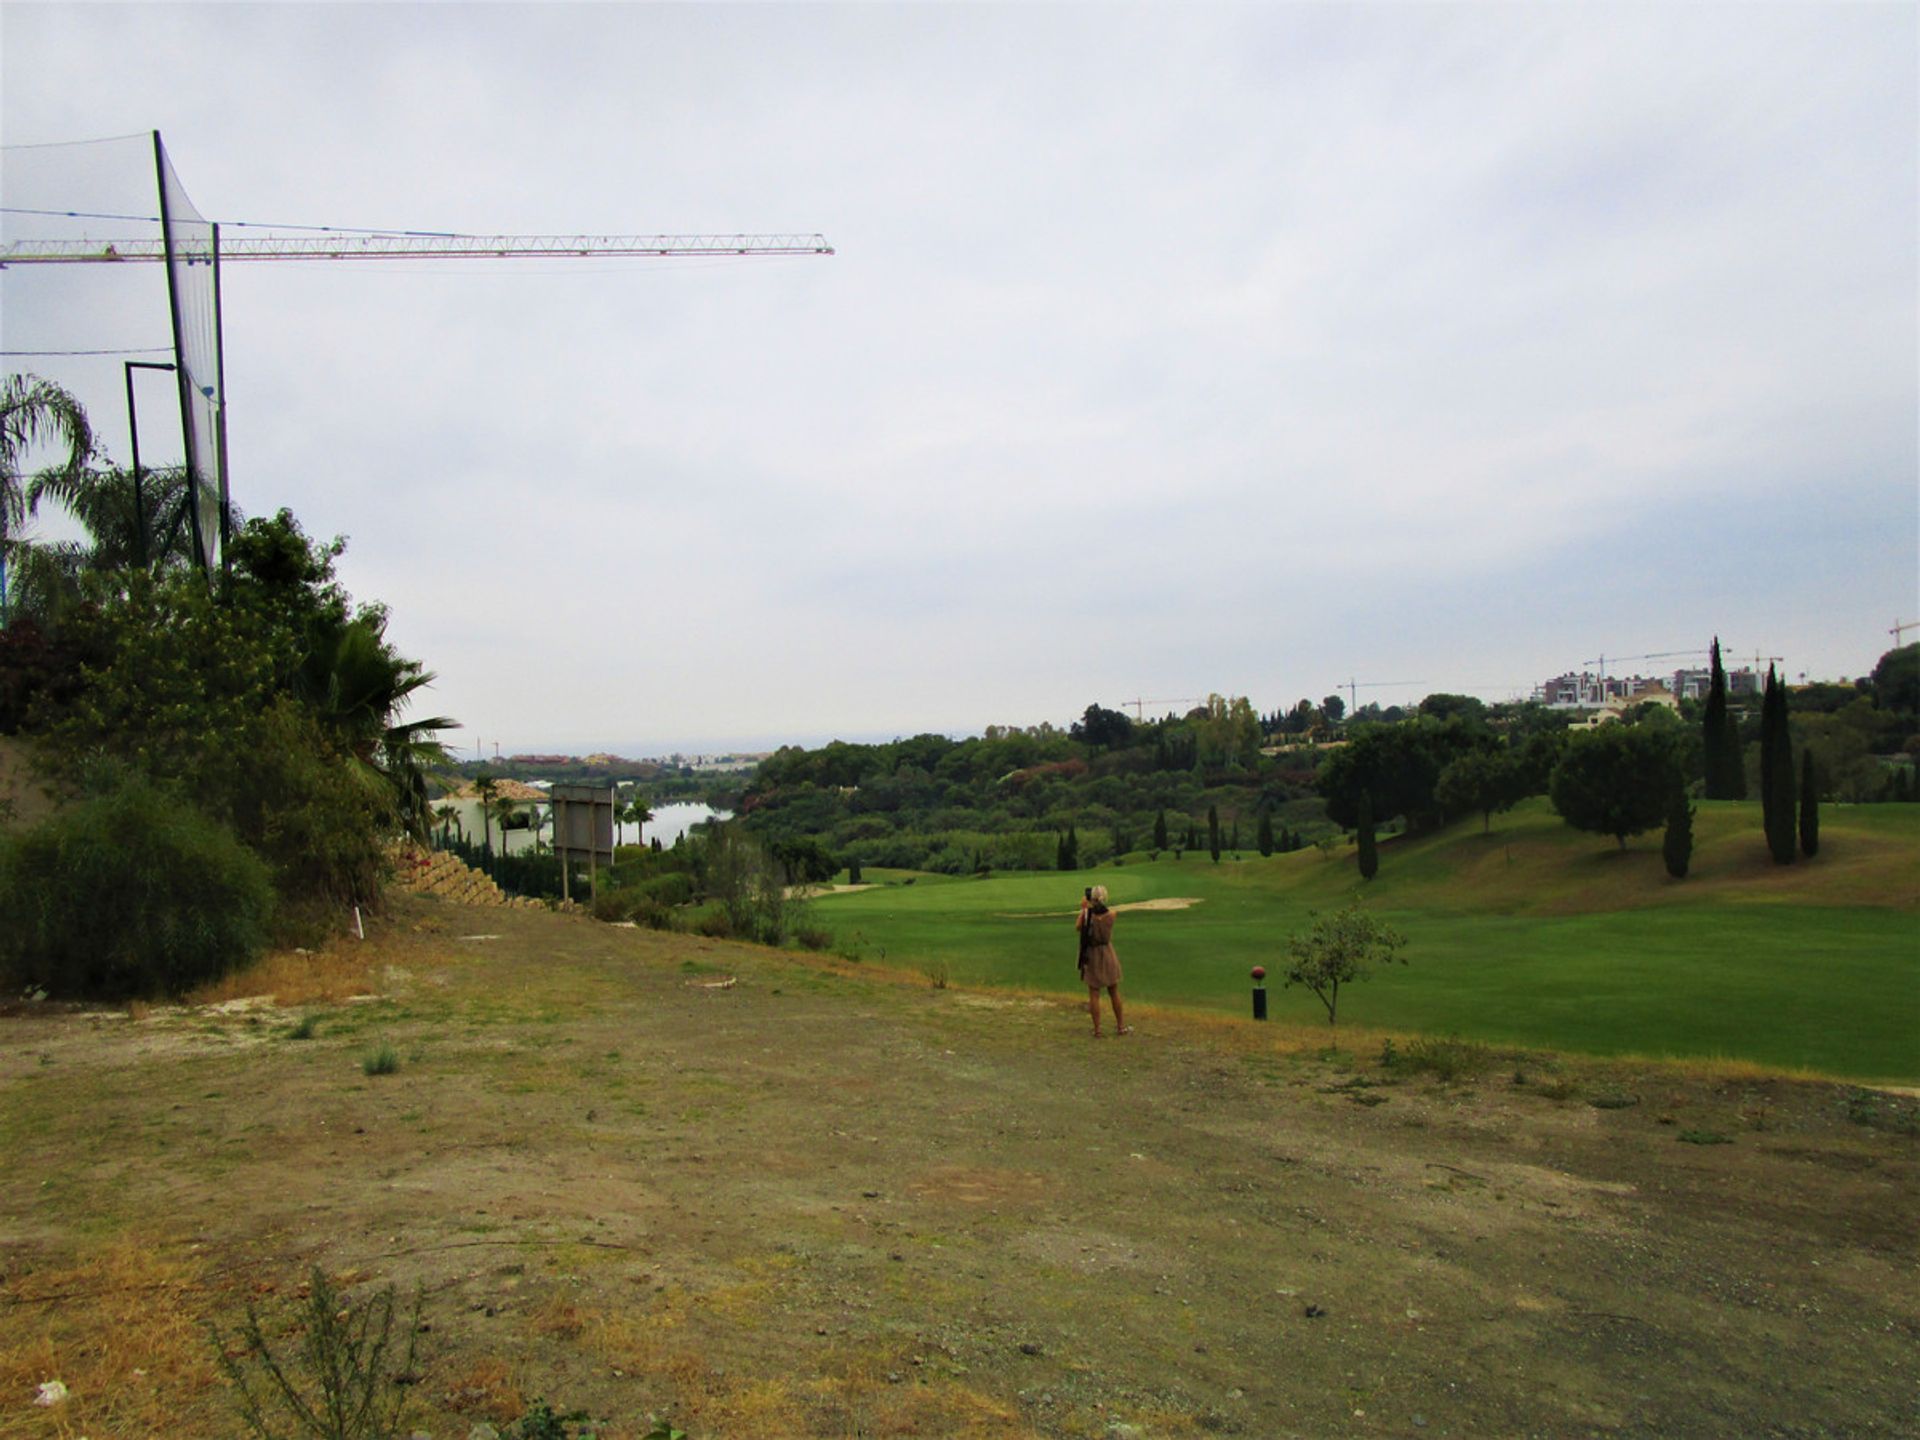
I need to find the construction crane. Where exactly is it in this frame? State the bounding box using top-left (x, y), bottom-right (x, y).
top-left (1892, 620), bottom-right (1918, 643)
top-left (1343, 678), bottom-right (1417, 712)
top-left (1122, 697), bottom-right (1203, 721)
top-left (0, 233), bottom-right (835, 266)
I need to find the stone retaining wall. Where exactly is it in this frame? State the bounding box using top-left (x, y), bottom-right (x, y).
top-left (389, 844), bottom-right (546, 909)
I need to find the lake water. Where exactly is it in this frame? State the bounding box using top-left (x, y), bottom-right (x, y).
top-left (632, 800), bottom-right (730, 849)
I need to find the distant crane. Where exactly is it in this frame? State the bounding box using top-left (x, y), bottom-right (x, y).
top-left (1122, 697), bottom-right (1203, 721)
top-left (1343, 679), bottom-right (1417, 713)
top-left (1892, 619), bottom-right (1918, 643)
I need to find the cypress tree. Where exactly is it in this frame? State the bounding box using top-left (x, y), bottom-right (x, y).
top-left (1186, 821), bottom-right (1197, 850)
top-left (1230, 816), bottom-right (1240, 851)
top-left (1207, 804), bottom-right (1221, 863)
top-left (848, 856), bottom-right (862, 884)
top-left (1799, 749), bottom-right (1820, 858)
top-left (1153, 809), bottom-right (1168, 850)
top-left (1257, 810), bottom-right (1275, 856)
top-left (1357, 790), bottom-right (1379, 880)
top-left (1762, 666), bottom-right (1796, 864)
top-left (1712, 641), bottom-right (1743, 802)
top-left (1662, 778), bottom-right (1693, 879)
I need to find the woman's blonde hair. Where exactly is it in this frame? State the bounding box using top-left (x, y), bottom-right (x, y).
top-left (1088, 885), bottom-right (1109, 904)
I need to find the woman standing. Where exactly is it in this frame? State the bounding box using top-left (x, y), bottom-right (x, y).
top-left (1077, 885), bottom-right (1129, 1037)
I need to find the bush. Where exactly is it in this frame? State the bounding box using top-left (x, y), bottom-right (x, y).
top-left (0, 771), bottom-right (274, 999)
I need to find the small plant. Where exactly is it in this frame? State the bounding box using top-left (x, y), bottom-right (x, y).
top-left (288, 1013), bottom-right (321, 1041)
top-left (1534, 1077), bottom-right (1578, 1101)
top-left (1378, 1038), bottom-right (1399, 1069)
top-left (795, 925), bottom-right (833, 951)
top-left (211, 1265), bottom-right (423, 1440)
top-left (512, 1397), bottom-right (597, 1438)
top-left (362, 1043), bottom-right (400, 1077)
top-left (922, 958), bottom-right (950, 990)
top-left (1589, 1093), bottom-right (1639, 1110)
top-left (1678, 1129), bottom-right (1732, 1145)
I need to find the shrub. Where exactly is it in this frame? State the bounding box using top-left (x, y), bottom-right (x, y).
top-left (0, 771), bottom-right (274, 999)
top-left (691, 903), bottom-right (734, 939)
top-left (362, 1043), bottom-right (400, 1076)
top-left (1399, 1035), bottom-right (1492, 1082)
top-left (211, 1264), bottom-right (423, 1440)
top-left (795, 925), bottom-right (833, 951)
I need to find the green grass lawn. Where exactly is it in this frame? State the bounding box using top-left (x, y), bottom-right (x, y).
top-left (815, 800), bottom-right (1920, 1081)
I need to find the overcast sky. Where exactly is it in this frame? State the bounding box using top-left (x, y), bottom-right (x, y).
top-left (4, 3), bottom-right (1914, 756)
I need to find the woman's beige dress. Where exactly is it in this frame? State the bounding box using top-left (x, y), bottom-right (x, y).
top-left (1080, 907), bottom-right (1121, 988)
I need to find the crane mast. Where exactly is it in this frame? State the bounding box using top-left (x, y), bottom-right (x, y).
top-left (1, 233), bottom-right (834, 265)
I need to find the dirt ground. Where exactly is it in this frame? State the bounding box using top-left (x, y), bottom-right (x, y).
top-left (2, 894), bottom-right (1915, 1439)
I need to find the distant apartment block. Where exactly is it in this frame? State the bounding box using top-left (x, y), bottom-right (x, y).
top-left (1534, 666), bottom-right (1763, 709)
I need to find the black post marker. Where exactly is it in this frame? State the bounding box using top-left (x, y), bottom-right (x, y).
top-left (1251, 965), bottom-right (1267, 1021)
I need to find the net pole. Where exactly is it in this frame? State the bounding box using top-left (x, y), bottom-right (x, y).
top-left (152, 130), bottom-right (208, 579)
top-left (210, 219), bottom-right (231, 581)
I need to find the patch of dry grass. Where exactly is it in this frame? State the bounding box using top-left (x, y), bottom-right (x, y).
top-left (0, 1238), bottom-right (220, 1437)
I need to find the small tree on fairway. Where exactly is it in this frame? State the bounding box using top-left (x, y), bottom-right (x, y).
top-left (1207, 804), bottom-right (1221, 862)
top-left (847, 856), bottom-right (862, 884)
top-left (1662, 778), bottom-right (1693, 879)
top-left (1799, 749), bottom-right (1820, 858)
top-left (1257, 810), bottom-right (1275, 856)
top-left (1356, 789), bottom-right (1378, 880)
top-left (1282, 900), bottom-right (1408, 1027)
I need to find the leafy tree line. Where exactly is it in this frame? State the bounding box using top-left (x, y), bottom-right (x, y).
top-left (736, 698), bottom-right (1337, 875)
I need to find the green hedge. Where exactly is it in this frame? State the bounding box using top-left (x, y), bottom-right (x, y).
top-left (0, 773), bottom-right (274, 998)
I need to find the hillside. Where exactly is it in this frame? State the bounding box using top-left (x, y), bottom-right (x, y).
top-left (2, 896), bottom-right (1915, 1438)
top-left (813, 799), bottom-right (1920, 1082)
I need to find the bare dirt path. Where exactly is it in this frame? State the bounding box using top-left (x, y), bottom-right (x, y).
top-left (2, 896), bottom-right (1915, 1438)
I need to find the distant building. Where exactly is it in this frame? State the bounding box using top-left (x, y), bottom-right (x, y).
top-left (1537, 665), bottom-right (1764, 709)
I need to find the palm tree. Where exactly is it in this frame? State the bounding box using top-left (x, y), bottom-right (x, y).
top-left (2, 374), bottom-right (95, 625)
top-left (298, 613), bottom-right (459, 839)
top-left (492, 794), bottom-right (521, 854)
top-left (624, 792), bottom-right (653, 848)
top-left (475, 773), bottom-right (501, 854)
top-left (433, 803), bottom-right (460, 846)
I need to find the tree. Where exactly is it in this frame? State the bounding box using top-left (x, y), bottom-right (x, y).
top-left (1434, 749), bottom-right (1526, 833)
top-left (1057, 822), bottom-right (1079, 871)
top-left (1356, 789), bottom-right (1378, 879)
top-left (1548, 725), bottom-right (1676, 849)
top-left (475, 771), bottom-right (501, 853)
top-left (1702, 637), bottom-right (1745, 800)
top-left (1281, 900), bottom-right (1408, 1027)
top-left (1871, 643), bottom-right (1919, 717)
top-left (1761, 666), bottom-right (1796, 865)
top-left (1257, 810), bottom-right (1274, 856)
top-left (1316, 717), bottom-right (1477, 833)
top-left (1207, 804), bottom-right (1221, 862)
top-left (2, 374), bottom-right (95, 626)
top-left (1799, 749), bottom-right (1820, 859)
top-left (1321, 694), bottom-right (1346, 728)
top-left (847, 856), bottom-right (862, 885)
top-left (624, 792), bottom-right (653, 848)
top-left (1071, 703), bottom-right (1134, 750)
top-left (1152, 809), bottom-right (1168, 850)
top-left (1662, 778), bottom-right (1693, 879)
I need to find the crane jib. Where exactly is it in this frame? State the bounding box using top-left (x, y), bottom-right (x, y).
top-left (0, 234), bottom-right (835, 264)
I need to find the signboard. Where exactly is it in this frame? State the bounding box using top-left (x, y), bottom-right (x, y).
top-left (550, 783), bottom-right (616, 903)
